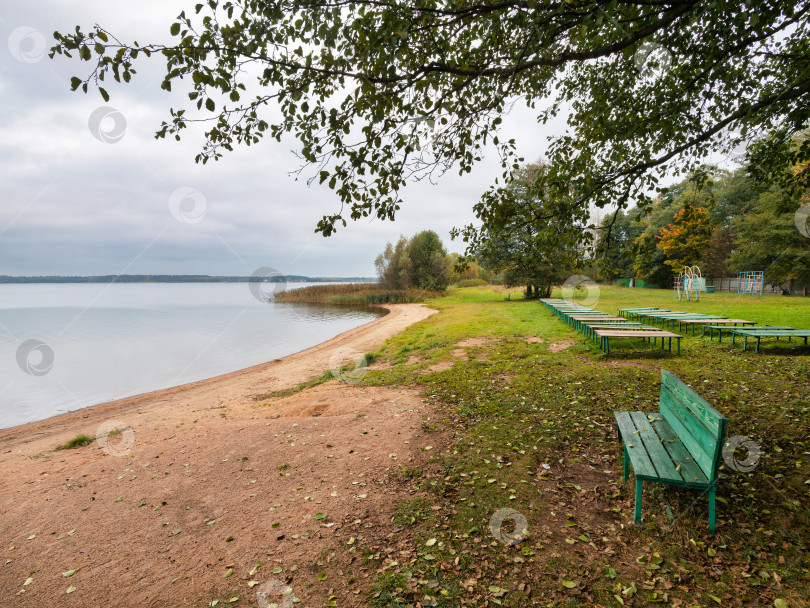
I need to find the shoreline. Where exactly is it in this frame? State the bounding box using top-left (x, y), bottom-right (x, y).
top-left (0, 303), bottom-right (436, 449)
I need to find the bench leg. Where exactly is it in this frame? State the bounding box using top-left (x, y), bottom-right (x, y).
top-left (677, 339), bottom-right (681, 355)
top-left (634, 479), bottom-right (643, 523)
top-left (708, 486), bottom-right (716, 534)
top-left (623, 445), bottom-right (629, 482)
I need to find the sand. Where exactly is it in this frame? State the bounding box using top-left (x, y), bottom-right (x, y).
top-left (0, 303), bottom-right (441, 607)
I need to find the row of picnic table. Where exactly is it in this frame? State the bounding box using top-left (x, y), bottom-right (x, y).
top-left (618, 307), bottom-right (810, 353)
top-left (540, 299), bottom-right (684, 355)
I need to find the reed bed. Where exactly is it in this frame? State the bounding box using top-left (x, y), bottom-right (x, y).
top-left (275, 283), bottom-right (441, 305)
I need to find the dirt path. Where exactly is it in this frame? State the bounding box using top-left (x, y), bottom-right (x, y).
top-left (0, 303), bottom-right (442, 607)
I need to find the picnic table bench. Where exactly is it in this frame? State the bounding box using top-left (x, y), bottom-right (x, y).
top-left (581, 323), bottom-right (652, 341)
top-left (568, 314), bottom-right (624, 330)
top-left (730, 329), bottom-right (810, 353)
top-left (703, 325), bottom-right (794, 342)
top-left (615, 370), bottom-right (728, 533)
top-left (677, 318), bottom-right (754, 334)
top-left (594, 329), bottom-right (682, 355)
top-left (618, 307), bottom-right (660, 319)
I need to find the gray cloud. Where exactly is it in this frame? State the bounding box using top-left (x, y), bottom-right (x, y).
top-left (1, 0), bottom-right (553, 277)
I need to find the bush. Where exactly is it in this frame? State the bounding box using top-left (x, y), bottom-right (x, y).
top-left (455, 278), bottom-right (486, 288)
top-left (56, 434), bottom-right (94, 450)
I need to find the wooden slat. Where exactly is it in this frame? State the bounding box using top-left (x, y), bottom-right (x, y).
top-left (660, 370), bottom-right (726, 436)
top-left (595, 330), bottom-right (679, 338)
top-left (614, 411), bottom-right (657, 479)
top-left (732, 330), bottom-right (810, 337)
top-left (650, 416), bottom-right (709, 486)
top-left (659, 389), bottom-right (715, 479)
top-left (628, 412), bottom-right (683, 483)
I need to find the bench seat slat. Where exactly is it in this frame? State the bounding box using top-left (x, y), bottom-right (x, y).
top-left (650, 417), bottom-right (709, 486)
top-left (614, 411), bottom-right (658, 479)
top-left (628, 412), bottom-right (684, 484)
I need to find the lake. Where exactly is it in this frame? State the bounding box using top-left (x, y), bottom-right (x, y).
top-left (0, 283), bottom-right (384, 429)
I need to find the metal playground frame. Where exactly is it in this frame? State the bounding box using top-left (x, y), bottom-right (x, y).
top-left (737, 271), bottom-right (765, 296)
top-left (674, 266), bottom-right (702, 301)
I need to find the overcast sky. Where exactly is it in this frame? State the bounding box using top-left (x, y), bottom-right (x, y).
top-left (0, 0), bottom-right (564, 278)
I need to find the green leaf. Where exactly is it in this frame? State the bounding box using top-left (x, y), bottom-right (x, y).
top-left (205, 98), bottom-right (215, 112)
top-left (561, 580), bottom-right (577, 588)
top-left (314, 513), bottom-right (327, 520)
top-left (170, 23), bottom-right (181, 36)
top-left (774, 601), bottom-right (788, 608)
top-left (317, 572), bottom-right (328, 581)
top-left (99, 88), bottom-right (110, 102)
top-left (62, 570), bottom-right (76, 578)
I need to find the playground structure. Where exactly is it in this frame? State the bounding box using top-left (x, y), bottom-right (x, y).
top-left (738, 271), bottom-right (765, 296)
top-left (674, 266), bottom-right (702, 301)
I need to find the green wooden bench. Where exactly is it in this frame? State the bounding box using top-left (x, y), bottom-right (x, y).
top-left (730, 329), bottom-right (810, 353)
top-left (614, 370), bottom-right (728, 533)
top-left (595, 329), bottom-right (682, 354)
top-left (703, 325), bottom-right (794, 342)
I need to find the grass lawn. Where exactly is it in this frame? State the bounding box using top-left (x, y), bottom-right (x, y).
top-left (350, 284), bottom-right (809, 608)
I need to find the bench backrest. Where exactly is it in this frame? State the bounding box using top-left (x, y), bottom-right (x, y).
top-left (658, 370), bottom-right (728, 480)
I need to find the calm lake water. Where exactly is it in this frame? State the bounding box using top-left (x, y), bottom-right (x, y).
top-left (0, 283), bottom-right (384, 429)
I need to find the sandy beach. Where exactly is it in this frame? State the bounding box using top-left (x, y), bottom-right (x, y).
top-left (0, 303), bottom-right (441, 607)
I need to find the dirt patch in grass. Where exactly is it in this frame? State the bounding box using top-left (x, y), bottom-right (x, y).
top-left (548, 339), bottom-right (577, 353)
top-left (525, 336), bottom-right (545, 344)
top-left (422, 360), bottom-right (455, 373)
top-left (574, 355), bottom-right (660, 371)
top-left (456, 337), bottom-right (491, 348)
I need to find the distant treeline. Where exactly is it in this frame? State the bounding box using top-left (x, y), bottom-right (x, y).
top-left (0, 275), bottom-right (376, 284)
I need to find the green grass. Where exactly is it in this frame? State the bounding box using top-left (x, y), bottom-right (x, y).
top-left (55, 434), bottom-right (94, 450)
top-left (347, 284), bottom-right (809, 607)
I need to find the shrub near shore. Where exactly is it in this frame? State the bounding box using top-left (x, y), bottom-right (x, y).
top-left (274, 282), bottom-right (442, 305)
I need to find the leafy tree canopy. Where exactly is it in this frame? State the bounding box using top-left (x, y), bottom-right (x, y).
top-left (50, 1), bottom-right (810, 237)
top-left (656, 205), bottom-right (713, 271)
top-left (458, 163), bottom-right (580, 297)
